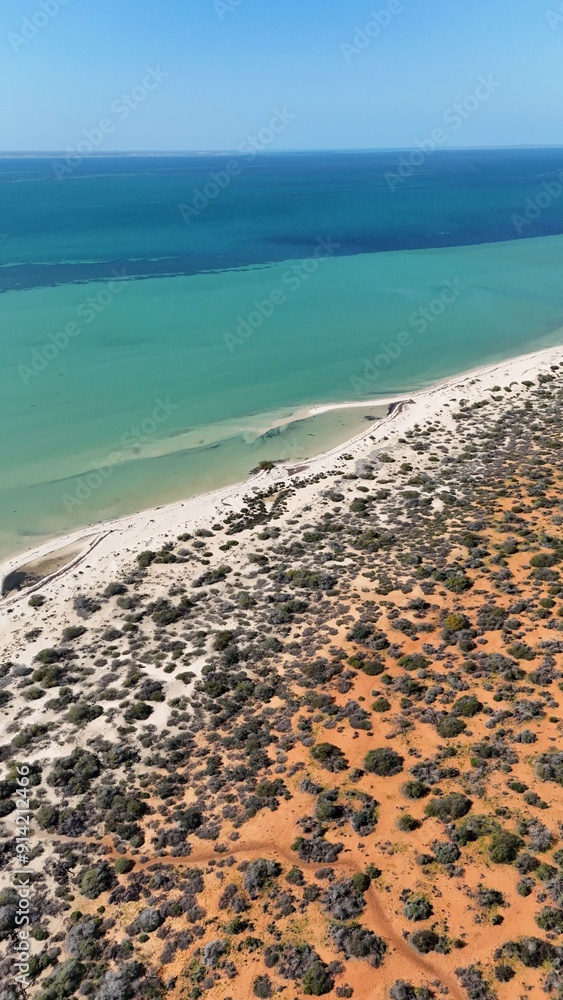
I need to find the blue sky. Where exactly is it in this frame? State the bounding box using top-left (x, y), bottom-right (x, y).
top-left (1, 0), bottom-right (562, 151)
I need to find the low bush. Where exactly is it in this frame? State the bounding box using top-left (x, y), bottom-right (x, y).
top-left (397, 814), bottom-right (421, 832)
top-left (489, 829), bottom-right (524, 864)
top-left (409, 929), bottom-right (439, 954)
top-left (402, 780), bottom-right (429, 800)
top-left (364, 748), bottom-right (403, 777)
top-left (329, 922), bottom-right (386, 967)
top-left (79, 862), bottom-right (114, 899)
top-left (535, 906), bottom-right (563, 932)
top-left (436, 716), bottom-right (467, 738)
top-left (302, 961), bottom-right (334, 996)
top-left (311, 742), bottom-right (348, 773)
top-left (424, 793), bottom-right (472, 822)
top-left (403, 895), bottom-right (433, 921)
top-left (535, 751), bottom-right (563, 786)
top-left (451, 694), bottom-right (482, 718)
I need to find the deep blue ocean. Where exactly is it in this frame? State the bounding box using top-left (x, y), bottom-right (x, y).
top-left (2, 148), bottom-right (563, 292)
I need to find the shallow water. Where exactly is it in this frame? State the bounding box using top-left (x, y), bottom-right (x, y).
top-left (2, 151), bottom-right (563, 558)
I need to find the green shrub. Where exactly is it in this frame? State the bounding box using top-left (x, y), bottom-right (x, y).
top-left (535, 751), bottom-right (563, 785)
top-left (104, 581), bottom-right (128, 597)
top-left (66, 703), bottom-right (103, 725)
top-left (488, 829), bottom-right (524, 864)
top-left (114, 858), bottom-right (135, 875)
top-left (409, 929), bottom-right (439, 954)
top-left (361, 659), bottom-right (385, 676)
top-left (424, 793), bottom-right (472, 822)
top-left (124, 701), bottom-right (153, 722)
top-left (32, 663), bottom-right (65, 687)
top-left (302, 961), bottom-right (334, 996)
top-left (137, 550), bottom-right (156, 568)
top-left (79, 863), bottom-right (114, 899)
top-left (434, 569), bottom-right (472, 593)
top-left (506, 642), bottom-right (536, 661)
top-left (193, 565), bottom-right (232, 587)
top-left (34, 647), bottom-right (63, 664)
top-left (311, 742), bottom-right (348, 773)
top-left (530, 552), bottom-right (557, 568)
top-left (12, 723), bottom-right (50, 748)
top-left (23, 686), bottom-right (45, 701)
top-left (364, 748), bottom-right (403, 777)
top-left (535, 906), bottom-right (563, 933)
top-left (451, 695), bottom-right (482, 718)
top-left (402, 780), bottom-right (430, 800)
top-left (347, 622), bottom-right (374, 643)
top-left (213, 630), bottom-right (236, 651)
top-left (253, 975), bottom-right (273, 998)
top-left (436, 716), bottom-right (467, 738)
top-left (397, 814), bottom-right (421, 832)
top-left (372, 697), bottom-right (390, 713)
top-left (285, 866), bottom-right (305, 886)
top-left (62, 625), bottom-right (86, 641)
top-left (351, 872), bottom-right (371, 893)
top-left (403, 895), bottom-right (433, 921)
top-left (397, 654), bottom-right (430, 671)
top-left (494, 964), bottom-right (515, 983)
top-left (507, 780), bottom-right (528, 794)
top-left (35, 804), bottom-right (59, 831)
top-left (36, 959), bottom-right (85, 999)
top-left (49, 748), bottom-right (100, 795)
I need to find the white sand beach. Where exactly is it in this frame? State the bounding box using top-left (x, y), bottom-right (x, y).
top-left (0, 344), bottom-right (561, 658)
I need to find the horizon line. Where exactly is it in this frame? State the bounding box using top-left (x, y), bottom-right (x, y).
top-left (2, 144), bottom-right (563, 158)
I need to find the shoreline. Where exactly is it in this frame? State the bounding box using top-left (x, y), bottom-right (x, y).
top-left (1, 342), bottom-right (562, 600)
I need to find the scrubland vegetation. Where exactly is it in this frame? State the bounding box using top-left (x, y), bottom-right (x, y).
top-left (1, 364), bottom-right (563, 998)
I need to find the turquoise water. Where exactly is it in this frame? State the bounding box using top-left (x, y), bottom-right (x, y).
top-left (2, 150), bottom-right (563, 558)
top-left (1, 234), bottom-right (563, 557)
